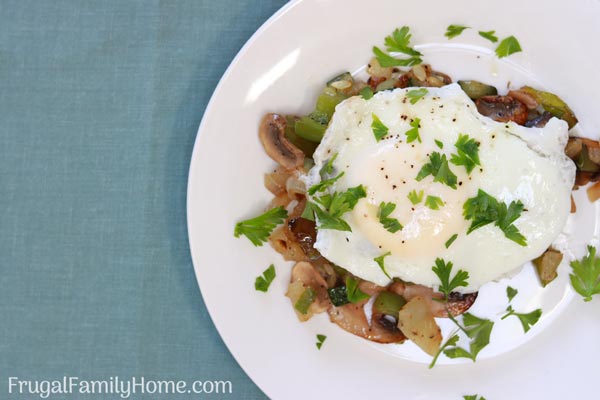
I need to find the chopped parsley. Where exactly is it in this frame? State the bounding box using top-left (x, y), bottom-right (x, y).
top-left (429, 332), bottom-right (459, 369)
top-left (407, 189), bottom-right (424, 205)
top-left (445, 234), bottom-right (458, 248)
top-left (374, 251), bottom-right (392, 279)
top-left (406, 88), bottom-right (428, 104)
top-left (371, 114), bottom-right (389, 142)
top-left (434, 139), bottom-right (444, 149)
top-left (405, 117), bottom-right (422, 143)
top-left (569, 245), bottom-right (600, 302)
top-left (445, 24), bottom-right (470, 39)
top-left (234, 206), bottom-right (288, 246)
top-left (254, 264), bottom-right (276, 292)
top-left (478, 30), bottom-right (498, 43)
top-left (373, 26), bottom-right (423, 67)
top-left (432, 258), bottom-right (469, 300)
top-left (294, 287), bottom-right (316, 314)
top-left (346, 276), bottom-right (370, 303)
top-left (378, 202), bottom-right (403, 233)
top-left (416, 152), bottom-right (458, 189)
top-left (464, 395), bottom-right (486, 400)
top-left (425, 195), bottom-right (444, 210)
top-left (360, 86), bottom-right (374, 100)
top-left (308, 172), bottom-right (344, 195)
top-left (495, 36), bottom-right (522, 58)
top-left (316, 334), bottom-right (327, 349)
top-left (463, 189), bottom-right (527, 246)
top-left (450, 134), bottom-right (481, 174)
top-left (506, 286), bottom-right (518, 303)
top-left (502, 306), bottom-right (542, 333)
top-left (327, 286), bottom-right (350, 307)
top-left (319, 153), bottom-right (338, 179)
top-left (310, 185), bottom-right (367, 232)
top-left (443, 313), bottom-right (494, 362)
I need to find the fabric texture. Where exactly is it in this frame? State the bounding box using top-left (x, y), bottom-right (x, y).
top-left (0, 1), bottom-right (287, 398)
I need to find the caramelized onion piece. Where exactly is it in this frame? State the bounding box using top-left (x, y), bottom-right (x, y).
top-left (475, 95), bottom-right (528, 125)
top-left (259, 113), bottom-right (304, 170)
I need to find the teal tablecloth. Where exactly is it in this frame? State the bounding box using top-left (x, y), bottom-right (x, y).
top-left (0, 1), bottom-right (287, 398)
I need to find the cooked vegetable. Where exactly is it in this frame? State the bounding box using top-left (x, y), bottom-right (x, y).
top-left (259, 113), bottom-right (305, 169)
top-left (373, 291), bottom-right (407, 316)
top-left (375, 78), bottom-right (399, 92)
top-left (397, 296), bottom-right (442, 356)
top-left (576, 144), bottom-right (600, 172)
top-left (588, 181), bottom-right (600, 202)
top-left (532, 248), bottom-right (563, 287)
top-left (295, 287), bottom-right (316, 314)
top-left (524, 111), bottom-right (553, 128)
top-left (519, 86), bottom-right (578, 129)
top-left (315, 87), bottom-right (347, 120)
top-left (327, 286), bottom-right (349, 306)
top-left (407, 64), bottom-right (451, 87)
top-left (284, 116), bottom-right (318, 156)
top-left (458, 80), bottom-right (498, 100)
top-left (367, 57), bottom-right (393, 79)
top-left (294, 116), bottom-right (327, 142)
top-left (475, 95), bottom-right (528, 125)
top-left (327, 72), bottom-right (354, 94)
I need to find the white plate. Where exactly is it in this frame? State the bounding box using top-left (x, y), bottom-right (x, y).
top-left (188, 0), bottom-right (600, 398)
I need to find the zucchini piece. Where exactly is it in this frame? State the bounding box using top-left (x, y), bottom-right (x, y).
top-left (520, 86), bottom-right (578, 129)
top-left (315, 87), bottom-right (347, 120)
top-left (294, 116), bottom-right (326, 142)
top-left (533, 249), bottom-right (563, 287)
top-left (458, 80), bottom-right (498, 100)
top-left (285, 116), bottom-right (318, 157)
top-left (327, 72), bottom-right (353, 89)
top-left (373, 291), bottom-right (406, 316)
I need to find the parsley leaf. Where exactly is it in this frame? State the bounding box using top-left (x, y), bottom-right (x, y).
top-left (429, 332), bottom-right (459, 369)
top-left (445, 25), bottom-right (470, 39)
top-left (346, 277), bottom-right (370, 303)
top-left (506, 286), bottom-right (518, 302)
top-left (407, 189), bottom-right (424, 205)
top-left (372, 114), bottom-right (389, 142)
top-left (405, 117), bottom-right (422, 143)
top-left (311, 185), bottom-right (367, 232)
top-left (360, 86), bottom-right (374, 100)
top-left (432, 258), bottom-right (469, 300)
top-left (234, 206), bottom-right (288, 246)
top-left (301, 201), bottom-right (316, 221)
top-left (378, 202), bottom-right (403, 233)
top-left (406, 88), bottom-right (428, 104)
top-left (254, 264), bottom-right (276, 292)
top-left (434, 139), bottom-right (444, 149)
top-left (295, 287), bottom-right (316, 314)
top-left (444, 313), bottom-right (494, 361)
top-left (569, 245), bottom-right (600, 302)
top-left (463, 189), bottom-right (527, 246)
top-left (373, 27), bottom-right (423, 67)
top-left (319, 153), bottom-right (338, 179)
top-left (308, 172), bottom-right (344, 195)
top-left (425, 195), bottom-right (444, 210)
top-left (416, 152), bottom-right (458, 189)
top-left (450, 134), bottom-right (481, 174)
top-left (502, 305), bottom-right (542, 333)
top-left (374, 251), bottom-right (392, 279)
top-left (445, 234), bottom-right (458, 249)
top-left (464, 395), bottom-right (486, 400)
top-left (478, 30), bottom-right (498, 43)
top-left (316, 334), bottom-right (327, 350)
top-left (495, 36), bottom-right (522, 58)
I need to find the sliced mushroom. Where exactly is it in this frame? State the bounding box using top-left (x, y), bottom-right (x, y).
top-left (259, 113), bottom-right (304, 170)
top-left (475, 95), bottom-right (528, 125)
top-left (525, 111), bottom-right (553, 128)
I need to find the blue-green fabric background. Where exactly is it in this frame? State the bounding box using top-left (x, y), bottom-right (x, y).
top-left (0, 1), bottom-right (287, 398)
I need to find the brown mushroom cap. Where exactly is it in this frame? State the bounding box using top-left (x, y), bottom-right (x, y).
top-left (475, 95), bottom-right (528, 125)
top-left (259, 113), bottom-right (304, 170)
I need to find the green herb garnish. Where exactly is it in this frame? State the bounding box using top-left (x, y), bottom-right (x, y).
top-left (463, 189), bottom-right (527, 246)
top-left (464, 395), bottom-right (486, 400)
top-left (432, 258), bottom-right (469, 300)
top-left (425, 195), bottom-right (444, 210)
top-left (434, 139), bottom-right (444, 149)
top-left (308, 172), bottom-right (344, 195)
top-left (416, 152), bottom-right (458, 189)
top-left (311, 185), bottom-right (367, 232)
top-left (429, 332), bottom-right (459, 369)
top-left (443, 313), bottom-right (494, 362)
top-left (445, 25), bottom-right (470, 39)
top-left (254, 264), bottom-right (276, 292)
top-left (372, 114), bottom-right (389, 142)
top-left (407, 189), bottom-right (424, 205)
top-left (502, 306), bottom-right (542, 333)
top-left (373, 26), bottom-right (423, 67)
top-left (374, 251), bottom-right (392, 279)
top-left (346, 276), bottom-right (370, 303)
top-left (405, 117), bottom-right (422, 143)
top-left (450, 134), bottom-right (481, 174)
top-left (234, 206), bottom-right (288, 246)
top-left (328, 286), bottom-right (350, 307)
top-left (378, 202), bottom-right (403, 233)
top-left (495, 36), bottom-right (522, 58)
top-left (360, 86), bottom-right (374, 100)
top-left (316, 334), bottom-right (327, 349)
top-left (319, 153), bottom-right (338, 179)
top-left (406, 88), bottom-right (428, 104)
top-left (569, 245), bottom-right (600, 302)
top-left (295, 287), bottom-right (316, 314)
top-left (478, 30), bottom-right (498, 43)
top-left (445, 234), bottom-right (458, 249)
top-left (506, 286), bottom-right (518, 302)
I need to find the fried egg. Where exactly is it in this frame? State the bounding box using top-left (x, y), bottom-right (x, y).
top-left (304, 83), bottom-right (575, 292)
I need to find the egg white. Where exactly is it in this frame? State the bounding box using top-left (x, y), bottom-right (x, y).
top-left (304, 84), bottom-right (575, 292)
